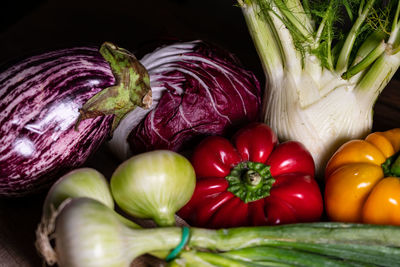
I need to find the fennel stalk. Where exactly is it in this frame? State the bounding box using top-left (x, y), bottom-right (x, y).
top-left (237, 0), bottom-right (400, 176)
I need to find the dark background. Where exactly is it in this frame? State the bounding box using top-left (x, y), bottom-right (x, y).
top-left (0, 0), bottom-right (263, 79)
top-left (0, 1), bottom-right (399, 266)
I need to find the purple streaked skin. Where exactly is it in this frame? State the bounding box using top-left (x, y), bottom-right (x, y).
top-left (0, 47), bottom-right (114, 197)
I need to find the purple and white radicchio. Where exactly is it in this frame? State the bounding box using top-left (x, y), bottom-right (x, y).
top-left (109, 40), bottom-right (261, 160)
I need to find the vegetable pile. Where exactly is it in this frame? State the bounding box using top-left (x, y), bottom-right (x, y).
top-left (0, 40), bottom-right (260, 197)
top-left (1, 0), bottom-right (400, 266)
top-left (35, 150), bottom-right (400, 267)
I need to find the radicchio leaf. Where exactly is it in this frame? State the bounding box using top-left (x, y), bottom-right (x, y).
top-left (108, 40), bottom-right (261, 160)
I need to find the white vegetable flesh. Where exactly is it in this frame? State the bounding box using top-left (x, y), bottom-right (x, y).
top-left (238, 0), bottom-right (400, 175)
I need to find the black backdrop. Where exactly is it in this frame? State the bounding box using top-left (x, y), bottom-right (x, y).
top-left (0, 0), bottom-right (264, 81)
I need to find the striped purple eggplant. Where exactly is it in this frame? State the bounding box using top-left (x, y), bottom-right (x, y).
top-left (0, 43), bottom-right (151, 197)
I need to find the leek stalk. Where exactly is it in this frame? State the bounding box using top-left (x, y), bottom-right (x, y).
top-left (47, 197), bottom-right (400, 267)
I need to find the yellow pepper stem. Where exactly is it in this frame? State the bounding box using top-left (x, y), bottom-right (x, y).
top-left (382, 153), bottom-right (400, 177)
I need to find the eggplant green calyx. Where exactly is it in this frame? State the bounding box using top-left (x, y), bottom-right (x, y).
top-left (382, 152), bottom-right (400, 177)
top-left (76, 42), bottom-right (152, 132)
top-left (226, 161), bottom-right (275, 203)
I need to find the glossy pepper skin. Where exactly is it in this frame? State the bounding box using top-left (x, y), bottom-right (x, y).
top-left (178, 123), bottom-right (323, 228)
top-left (325, 128), bottom-right (400, 226)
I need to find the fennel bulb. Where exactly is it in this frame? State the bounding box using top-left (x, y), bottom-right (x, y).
top-left (237, 0), bottom-right (400, 176)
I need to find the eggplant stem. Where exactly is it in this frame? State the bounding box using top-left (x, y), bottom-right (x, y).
top-left (75, 42), bottom-right (152, 132)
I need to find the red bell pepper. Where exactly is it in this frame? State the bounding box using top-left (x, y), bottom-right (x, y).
top-left (178, 123), bottom-right (323, 228)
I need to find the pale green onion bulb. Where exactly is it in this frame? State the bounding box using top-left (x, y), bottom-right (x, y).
top-left (110, 150), bottom-right (196, 226)
top-left (36, 168), bottom-right (138, 266)
top-left (42, 168), bottom-right (114, 220)
top-left (54, 198), bottom-right (182, 267)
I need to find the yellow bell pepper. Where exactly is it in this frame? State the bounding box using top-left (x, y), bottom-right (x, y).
top-left (324, 128), bottom-right (400, 226)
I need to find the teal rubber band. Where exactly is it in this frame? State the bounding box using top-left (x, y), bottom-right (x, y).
top-left (165, 226), bottom-right (190, 262)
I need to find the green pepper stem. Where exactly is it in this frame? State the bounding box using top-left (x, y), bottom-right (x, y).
top-left (245, 170), bottom-right (262, 186)
top-left (225, 161), bottom-right (275, 203)
top-left (390, 154), bottom-right (400, 177)
top-left (382, 152), bottom-right (400, 177)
